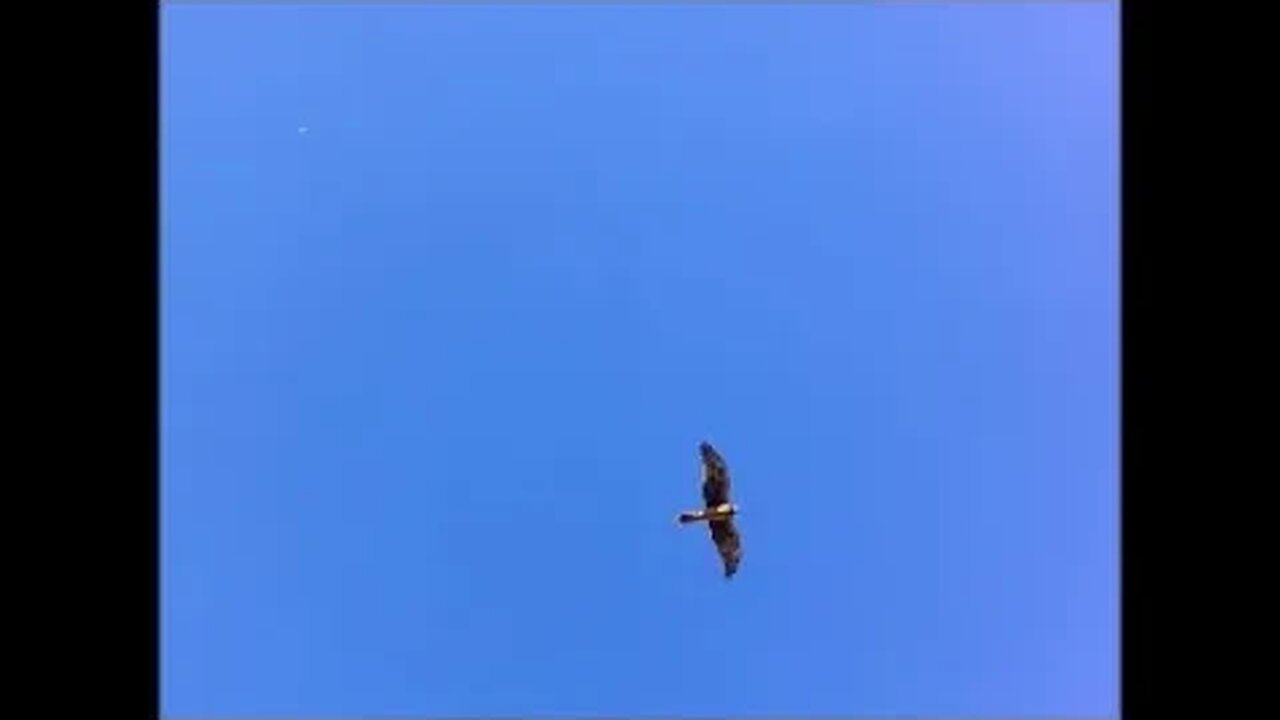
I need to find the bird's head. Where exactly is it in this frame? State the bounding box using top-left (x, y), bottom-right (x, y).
top-left (699, 441), bottom-right (718, 460)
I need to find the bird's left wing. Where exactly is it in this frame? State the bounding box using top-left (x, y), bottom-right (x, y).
top-left (709, 518), bottom-right (742, 578)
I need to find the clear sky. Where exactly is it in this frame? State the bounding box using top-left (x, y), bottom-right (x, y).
top-left (161, 3), bottom-right (1118, 716)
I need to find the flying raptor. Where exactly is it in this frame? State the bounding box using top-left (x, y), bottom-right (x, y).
top-left (676, 441), bottom-right (743, 578)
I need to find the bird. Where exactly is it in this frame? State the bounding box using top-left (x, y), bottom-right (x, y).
top-left (676, 441), bottom-right (743, 578)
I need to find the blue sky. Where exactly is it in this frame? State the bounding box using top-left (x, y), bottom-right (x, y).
top-left (161, 3), bottom-right (1118, 716)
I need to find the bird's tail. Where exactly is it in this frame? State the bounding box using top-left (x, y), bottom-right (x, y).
top-left (677, 510), bottom-right (705, 524)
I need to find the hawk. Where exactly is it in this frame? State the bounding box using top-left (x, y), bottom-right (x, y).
top-left (676, 441), bottom-right (742, 578)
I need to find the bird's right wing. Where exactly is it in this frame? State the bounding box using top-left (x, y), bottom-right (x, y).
top-left (700, 442), bottom-right (731, 507)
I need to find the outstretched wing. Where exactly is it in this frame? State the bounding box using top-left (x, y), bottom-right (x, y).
top-left (699, 441), bottom-right (731, 507)
top-left (709, 518), bottom-right (742, 578)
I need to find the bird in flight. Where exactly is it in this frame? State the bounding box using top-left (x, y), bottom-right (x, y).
top-left (676, 441), bottom-right (743, 578)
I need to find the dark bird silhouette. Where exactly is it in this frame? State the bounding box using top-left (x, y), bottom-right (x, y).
top-left (676, 441), bottom-right (742, 578)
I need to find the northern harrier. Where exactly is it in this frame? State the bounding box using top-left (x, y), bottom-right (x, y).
top-left (676, 441), bottom-right (742, 578)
